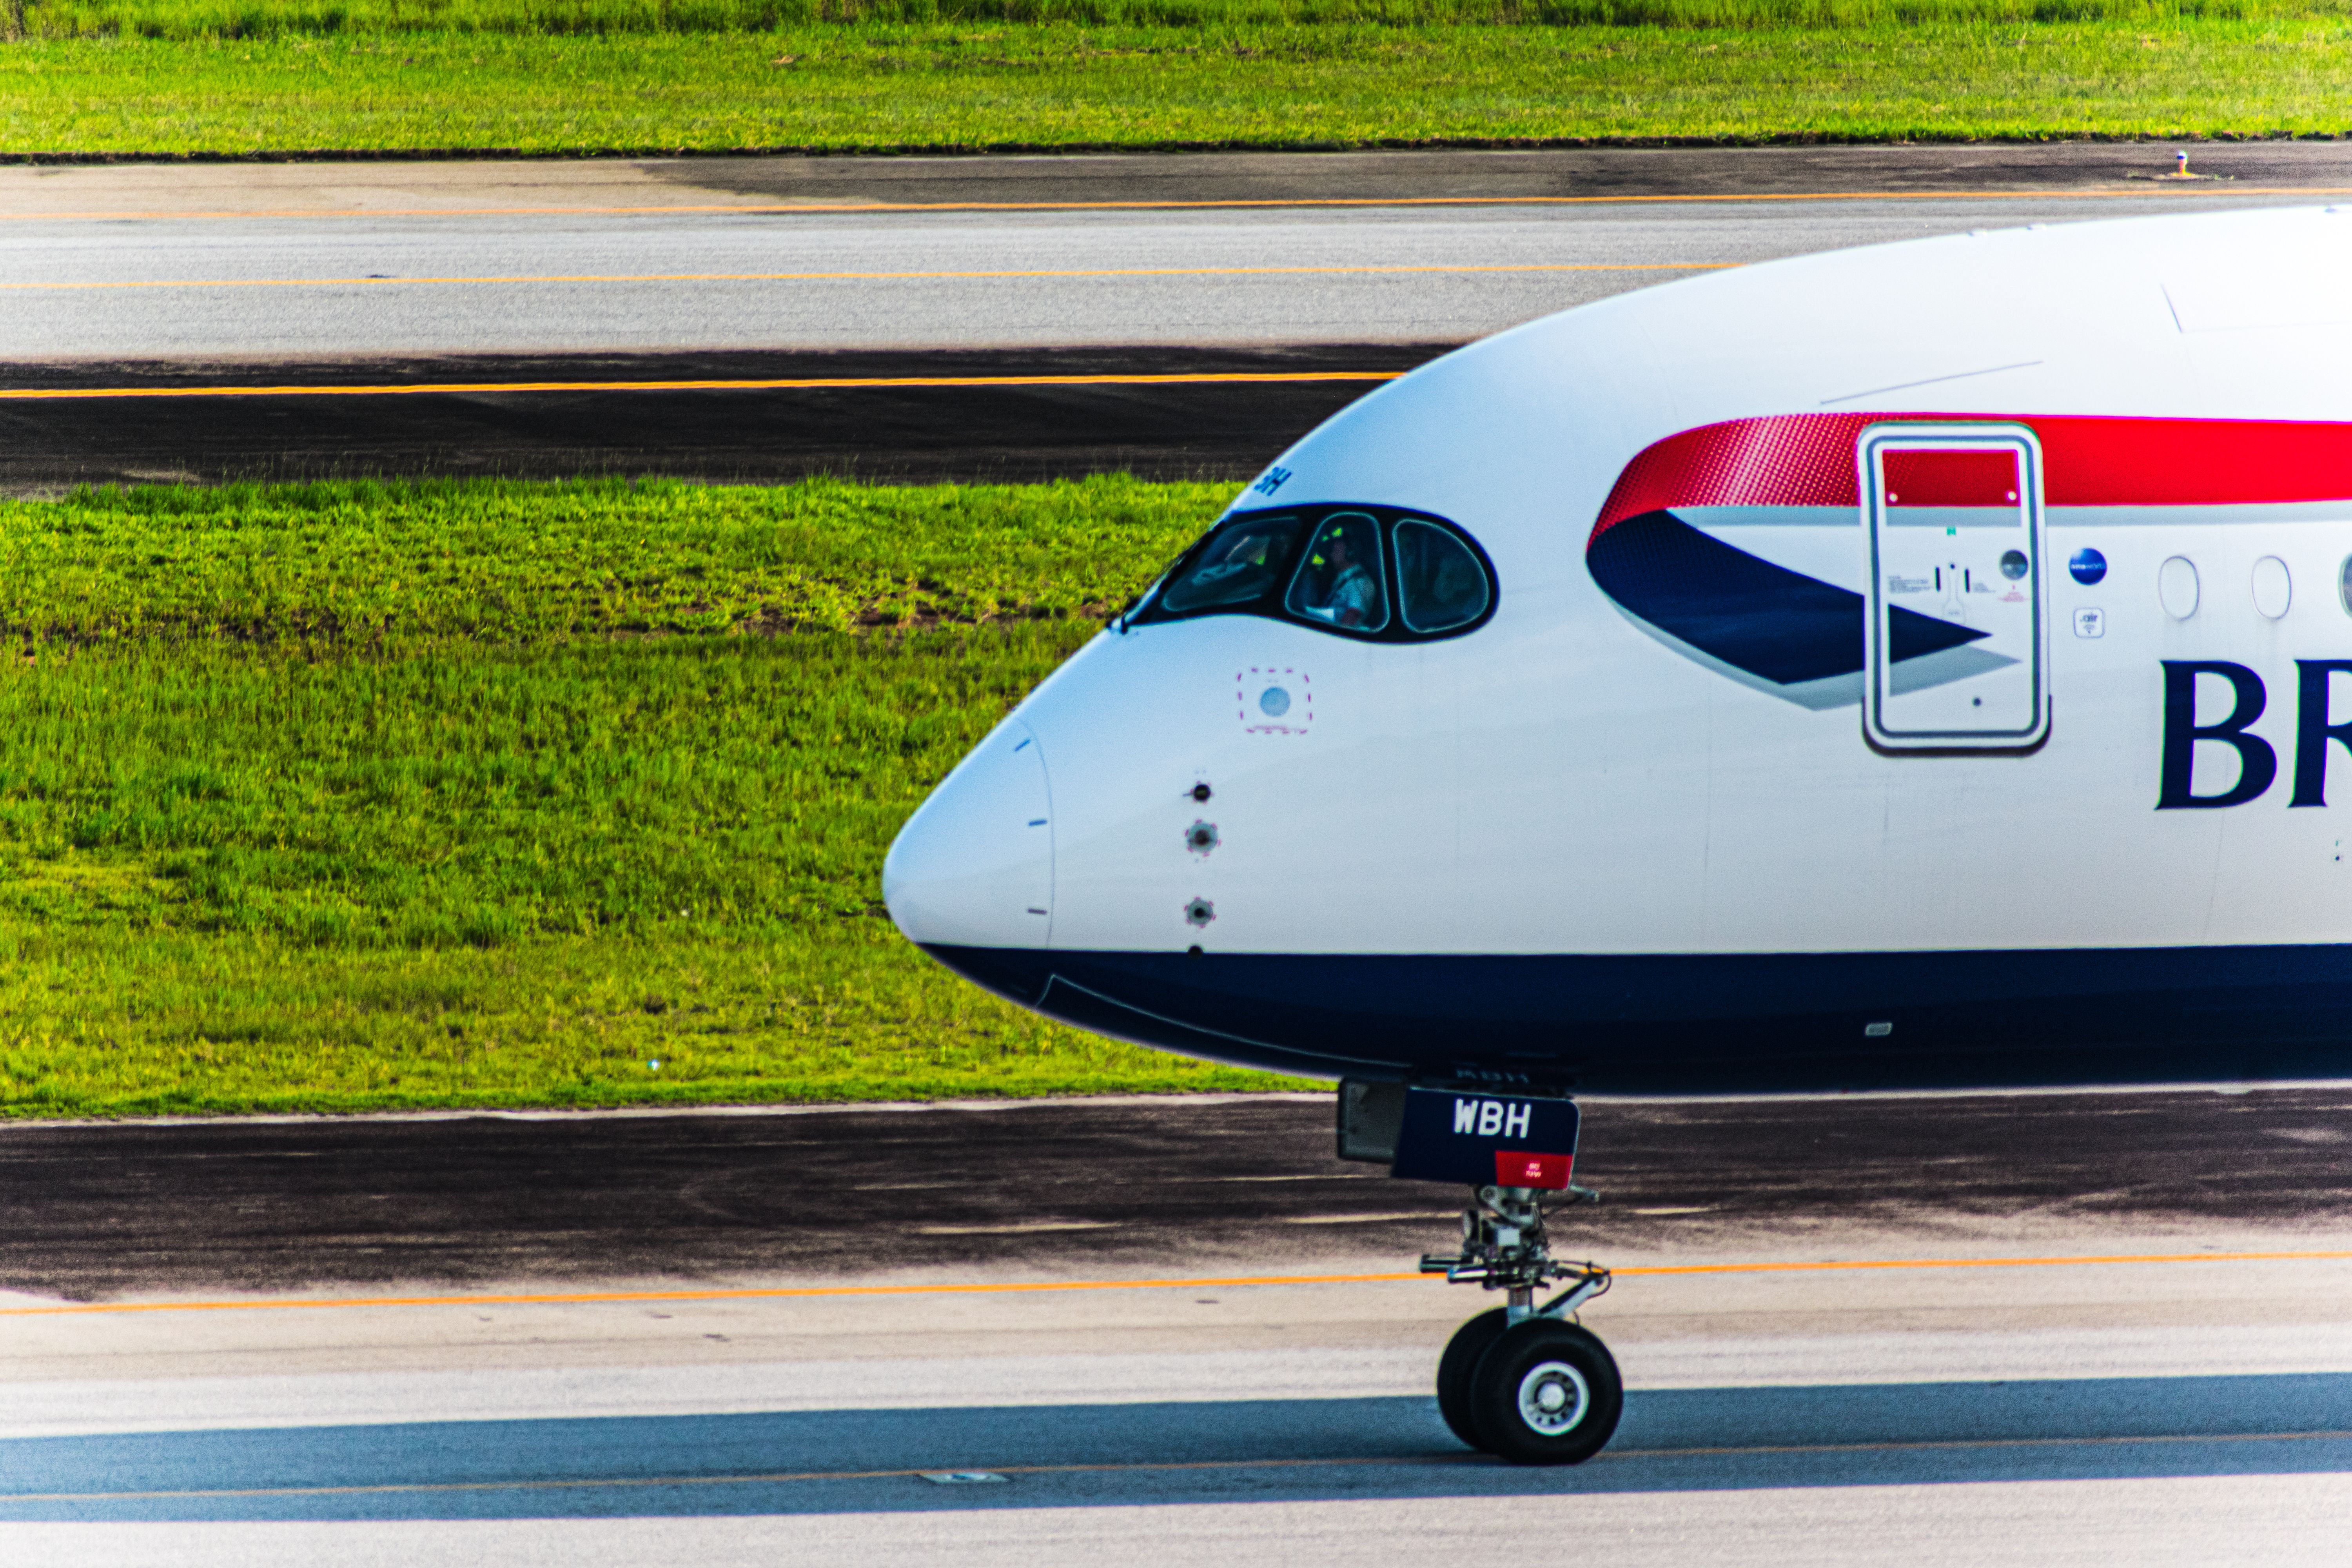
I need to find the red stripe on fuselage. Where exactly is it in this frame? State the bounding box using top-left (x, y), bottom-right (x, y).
top-left (1590, 415), bottom-right (2352, 539)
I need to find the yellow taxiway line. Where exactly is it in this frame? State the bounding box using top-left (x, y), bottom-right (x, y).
top-left (4, 187), bottom-right (2345, 223)
top-left (0, 261), bottom-right (1726, 292)
top-left (0, 371), bottom-right (1408, 401)
top-left (7, 1248), bottom-right (2350, 1318)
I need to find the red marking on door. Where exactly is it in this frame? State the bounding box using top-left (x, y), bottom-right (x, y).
top-left (1882, 447), bottom-right (2019, 507)
top-left (1494, 1151), bottom-right (1575, 1190)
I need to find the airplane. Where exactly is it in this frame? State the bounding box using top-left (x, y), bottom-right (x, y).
top-left (881, 204), bottom-right (2352, 1465)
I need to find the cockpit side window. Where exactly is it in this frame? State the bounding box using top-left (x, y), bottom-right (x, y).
top-left (1133, 503), bottom-right (1494, 641)
top-left (1283, 512), bottom-right (1389, 633)
top-left (1157, 514), bottom-right (1303, 616)
top-left (1396, 519), bottom-right (1492, 633)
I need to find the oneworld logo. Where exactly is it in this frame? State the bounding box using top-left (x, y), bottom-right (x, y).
top-left (1452, 1098), bottom-right (1533, 1138)
top-left (2158, 660), bottom-right (2352, 808)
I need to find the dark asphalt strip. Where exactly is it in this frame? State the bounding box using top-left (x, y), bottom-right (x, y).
top-left (19, 143), bottom-right (2352, 207)
top-left (0, 343), bottom-right (1448, 489)
top-left (620, 143), bottom-right (2352, 207)
top-left (1, 1089), bottom-right (2347, 1299)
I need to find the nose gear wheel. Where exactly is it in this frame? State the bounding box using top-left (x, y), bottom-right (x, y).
top-left (1424, 1181), bottom-right (1620, 1464)
top-left (1470, 1319), bottom-right (1623, 1465)
top-left (1434, 1307), bottom-right (1509, 1450)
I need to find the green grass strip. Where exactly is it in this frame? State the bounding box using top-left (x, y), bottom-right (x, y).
top-left (7, 22), bottom-right (2352, 154)
top-left (20, 0), bottom-right (2352, 42)
top-left (0, 476), bottom-right (1324, 1117)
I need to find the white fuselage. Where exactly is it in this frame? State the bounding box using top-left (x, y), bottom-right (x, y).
top-left (884, 206), bottom-right (2352, 1092)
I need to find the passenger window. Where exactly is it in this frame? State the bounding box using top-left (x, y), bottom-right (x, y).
top-left (1159, 514), bottom-right (1301, 615)
top-left (1284, 513), bottom-right (1389, 633)
top-left (1396, 520), bottom-right (1491, 633)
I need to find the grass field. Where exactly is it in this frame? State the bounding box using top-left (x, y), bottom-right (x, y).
top-left (23, 0), bottom-right (2348, 40)
top-left (0, 475), bottom-right (1330, 1118)
top-left (7, 14), bottom-right (2352, 153)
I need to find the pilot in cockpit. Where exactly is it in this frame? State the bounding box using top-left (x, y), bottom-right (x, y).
top-left (1294, 521), bottom-right (1381, 630)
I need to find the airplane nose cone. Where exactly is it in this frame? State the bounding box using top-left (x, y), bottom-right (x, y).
top-left (884, 720), bottom-right (1054, 949)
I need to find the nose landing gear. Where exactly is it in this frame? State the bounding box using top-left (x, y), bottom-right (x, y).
top-left (1423, 1182), bottom-right (1621, 1465)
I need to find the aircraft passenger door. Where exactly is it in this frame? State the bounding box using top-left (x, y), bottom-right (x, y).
top-left (1860, 423), bottom-right (2050, 752)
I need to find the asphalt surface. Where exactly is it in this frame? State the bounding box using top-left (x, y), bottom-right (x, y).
top-left (0, 184), bottom-right (2305, 360)
top-left (6, 1373), bottom-right (2350, 1525)
top-left (13, 142), bottom-right (2352, 211)
top-left (12, 1476), bottom-right (2348, 1566)
top-left (7, 143), bottom-right (2351, 485)
top-left (0, 344), bottom-right (1434, 486)
top-left (4, 1088), bottom-right (2348, 1300)
top-left (623, 141), bottom-right (2352, 203)
top-left (3, 1089), bottom-right (2350, 1562)
top-left (4, 205), bottom-right (1744, 359)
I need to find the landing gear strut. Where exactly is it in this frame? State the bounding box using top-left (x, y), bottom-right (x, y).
top-left (1333, 1081), bottom-right (1621, 1465)
top-left (1421, 1182), bottom-right (1622, 1465)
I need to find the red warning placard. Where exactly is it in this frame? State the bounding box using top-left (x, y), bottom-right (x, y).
top-left (1494, 1150), bottom-right (1575, 1190)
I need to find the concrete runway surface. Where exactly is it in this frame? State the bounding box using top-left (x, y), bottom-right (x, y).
top-left (1, 1090), bottom-right (2349, 1563)
top-left (7, 143), bottom-right (2352, 485)
top-left (0, 183), bottom-right (2305, 357)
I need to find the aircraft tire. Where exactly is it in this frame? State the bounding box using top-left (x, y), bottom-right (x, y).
top-left (1435, 1307), bottom-right (1510, 1450)
top-left (1468, 1319), bottom-right (1624, 1466)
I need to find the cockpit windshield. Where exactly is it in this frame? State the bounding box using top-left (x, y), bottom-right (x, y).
top-left (1284, 513), bottom-right (1388, 632)
top-left (1136, 503), bottom-right (1495, 642)
top-left (1158, 514), bottom-right (1303, 615)
top-left (1395, 519), bottom-right (1491, 633)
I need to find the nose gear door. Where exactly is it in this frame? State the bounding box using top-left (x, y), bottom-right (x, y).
top-left (1860, 422), bottom-right (2050, 752)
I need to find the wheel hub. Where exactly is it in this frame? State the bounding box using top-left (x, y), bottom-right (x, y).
top-left (1517, 1360), bottom-right (1590, 1435)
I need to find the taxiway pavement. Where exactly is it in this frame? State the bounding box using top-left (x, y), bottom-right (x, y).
top-left (0, 182), bottom-right (2299, 361)
top-left (5, 1088), bottom-right (2352, 1298)
top-left (2, 1091), bottom-right (2349, 1563)
top-left (7, 143), bottom-right (2352, 485)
